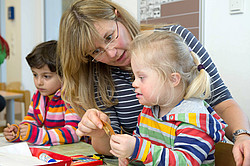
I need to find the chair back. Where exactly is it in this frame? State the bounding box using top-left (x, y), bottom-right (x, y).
top-left (215, 142), bottom-right (236, 166)
top-left (0, 82), bottom-right (6, 90)
top-left (1, 82), bottom-right (31, 115)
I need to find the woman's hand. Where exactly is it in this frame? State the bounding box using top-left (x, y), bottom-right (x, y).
top-left (3, 124), bottom-right (18, 140)
top-left (76, 109), bottom-right (109, 138)
top-left (110, 134), bottom-right (136, 158)
top-left (232, 134), bottom-right (250, 166)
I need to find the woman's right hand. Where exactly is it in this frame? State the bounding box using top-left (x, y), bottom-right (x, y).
top-left (76, 108), bottom-right (110, 138)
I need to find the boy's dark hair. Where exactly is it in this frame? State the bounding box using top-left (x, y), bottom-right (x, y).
top-left (26, 40), bottom-right (62, 77)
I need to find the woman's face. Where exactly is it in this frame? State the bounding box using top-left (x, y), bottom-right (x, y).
top-left (92, 20), bottom-right (132, 68)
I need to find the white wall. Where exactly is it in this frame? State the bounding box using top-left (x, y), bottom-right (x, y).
top-left (5, 0), bottom-right (44, 95)
top-left (3, 0), bottom-right (250, 120)
top-left (204, 0), bottom-right (250, 119)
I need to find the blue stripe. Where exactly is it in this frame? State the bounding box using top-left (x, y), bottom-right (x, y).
top-left (159, 148), bottom-right (166, 165)
top-left (131, 137), bottom-right (140, 159)
top-left (175, 136), bottom-right (209, 161)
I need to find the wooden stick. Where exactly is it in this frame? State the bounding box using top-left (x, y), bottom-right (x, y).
top-left (7, 123), bottom-right (15, 137)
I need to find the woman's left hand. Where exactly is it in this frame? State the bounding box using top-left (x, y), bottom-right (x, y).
top-left (232, 134), bottom-right (250, 166)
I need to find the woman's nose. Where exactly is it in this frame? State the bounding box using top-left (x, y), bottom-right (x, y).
top-left (105, 48), bottom-right (117, 58)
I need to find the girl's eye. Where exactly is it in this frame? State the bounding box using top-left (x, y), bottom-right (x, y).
top-left (139, 76), bottom-right (144, 80)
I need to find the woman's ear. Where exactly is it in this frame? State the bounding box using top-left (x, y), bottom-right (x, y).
top-left (170, 73), bottom-right (181, 87)
top-left (114, 9), bottom-right (121, 18)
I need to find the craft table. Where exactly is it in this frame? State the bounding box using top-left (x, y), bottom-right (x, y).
top-left (0, 90), bottom-right (23, 124)
top-left (0, 133), bottom-right (144, 166)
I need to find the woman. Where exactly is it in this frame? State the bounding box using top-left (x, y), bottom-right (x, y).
top-left (57, 0), bottom-right (250, 165)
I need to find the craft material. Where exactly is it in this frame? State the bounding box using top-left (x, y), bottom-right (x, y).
top-left (7, 123), bottom-right (15, 136)
top-left (101, 120), bottom-right (115, 137)
top-left (38, 152), bottom-right (57, 163)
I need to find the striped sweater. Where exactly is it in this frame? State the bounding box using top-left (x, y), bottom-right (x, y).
top-left (8, 89), bottom-right (81, 146)
top-left (130, 98), bottom-right (227, 166)
top-left (96, 25), bottom-right (232, 135)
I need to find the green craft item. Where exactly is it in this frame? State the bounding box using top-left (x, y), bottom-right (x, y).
top-left (0, 45), bottom-right (7, 65)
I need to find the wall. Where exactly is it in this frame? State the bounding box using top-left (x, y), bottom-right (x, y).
top-left (5, 0), bottom-right (22, 84)
top-left (204, 0), bottom-right (250, 119)
top-left (4, 0), bottom-right (44, 95)
top-left (0, 0), bottom-right (7, 82)
top-left (2, 0), bottom-right (250, 119)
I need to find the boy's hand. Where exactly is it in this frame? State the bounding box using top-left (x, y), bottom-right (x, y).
top-left (3, 124), bottom-right (18, 140)
top-left (110, 134), bottom-right (136, 158)
top-left (19, 124), bottom-right (28, 139)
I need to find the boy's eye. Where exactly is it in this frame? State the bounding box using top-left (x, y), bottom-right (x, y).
top-left (44, 75), bottom-right (51, 79)
top-left (33, 73), bottom-right (37, 77)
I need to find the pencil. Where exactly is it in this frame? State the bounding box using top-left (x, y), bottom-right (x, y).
top-left (7, 123), bottom-right (15, 137)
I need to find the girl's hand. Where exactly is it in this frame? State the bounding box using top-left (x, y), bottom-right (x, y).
top-left (19, 124), bottom-right (28, 139)
top-left (118, 158), bottom-right (130, 166)
top-left (3, 124), bottom-right (18, 140)
top-left (110, 134), bottom-right (136, 158)
top-left (76, 109), bottom-right (109, 138)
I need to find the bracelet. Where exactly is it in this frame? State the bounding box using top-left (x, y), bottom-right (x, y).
top-left (232, 129), bottom-right (250, 143)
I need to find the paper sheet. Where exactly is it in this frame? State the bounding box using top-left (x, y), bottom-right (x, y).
top-left (0, 142), bottom-right (47, 165)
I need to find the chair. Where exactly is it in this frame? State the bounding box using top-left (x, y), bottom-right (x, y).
top-left (0, 82), bottom-right (31, 118)
top-left (6, 81), bottom-right (21, 91)
top-left (215, 142), bottom-right (236, 166)
top-left (0, 82), bottom-right (6, 90)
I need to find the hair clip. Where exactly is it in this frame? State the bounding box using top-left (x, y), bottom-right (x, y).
top-left (197, 64), bottom-right (205, 71)
top-left (189, 47), bottom-right (192, 52)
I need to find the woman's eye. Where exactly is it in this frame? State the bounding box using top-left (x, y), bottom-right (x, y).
top-left (105, 34), bottom-right (113, 42)
top-left (92, 48), bottom-right (101, 55)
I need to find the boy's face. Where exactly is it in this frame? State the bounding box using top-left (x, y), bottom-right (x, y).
top-left (32, 65), bottom-right (61, 96)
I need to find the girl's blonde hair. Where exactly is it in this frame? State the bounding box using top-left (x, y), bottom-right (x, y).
top-left (130, 31), bottom-right (211, 102)
top-left (57, 0), bottom-right (140, 116)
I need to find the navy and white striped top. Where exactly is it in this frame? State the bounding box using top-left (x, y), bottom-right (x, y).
top-left (96, 25), bottom-right (232, 134)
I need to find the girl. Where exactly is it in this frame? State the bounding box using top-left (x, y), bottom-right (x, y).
top-left (110, 30), bottom-right (227, 166)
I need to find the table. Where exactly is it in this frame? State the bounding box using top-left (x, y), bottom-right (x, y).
top-left (0, 133), bottom-right (143, 166)
top-left (0, 90), bottom-right (23, 124)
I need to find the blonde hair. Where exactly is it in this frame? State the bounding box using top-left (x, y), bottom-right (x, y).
top-left (57, 0), bottom-right (140, 116)
top-left (130, 31), bottom-right (211, 103)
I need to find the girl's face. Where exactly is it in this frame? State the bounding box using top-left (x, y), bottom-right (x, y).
top-left (91, 20), bottom-right (132, 68)
top-left (131, 57), bottom-right (171, 106)
top-left (32, 65), bottom-right (61, 96)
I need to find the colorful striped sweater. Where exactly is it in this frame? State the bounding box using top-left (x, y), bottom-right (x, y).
top-left (131, 98), bottom-right (227, 166)
top-left (8, 89), bottom-right (81, 146)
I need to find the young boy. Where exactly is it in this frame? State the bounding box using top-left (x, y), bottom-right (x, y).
top-left (3, 40), bottom-right (83, 146)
